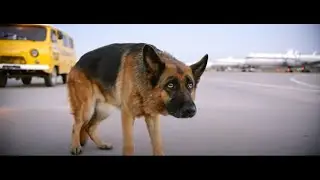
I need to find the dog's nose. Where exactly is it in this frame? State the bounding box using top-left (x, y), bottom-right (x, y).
top-left (180, 103), bottom-right (197, 118)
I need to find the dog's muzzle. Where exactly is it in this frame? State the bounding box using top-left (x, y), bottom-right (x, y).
top-left (170, 102), bottom-right (197, 118)
top-left (180, 102), bottom-right (197, 118)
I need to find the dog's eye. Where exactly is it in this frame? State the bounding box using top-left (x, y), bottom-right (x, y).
top-left (167, 83), bottom-right (174, 89)
top-left (187, 83), bottom-right (193, 89)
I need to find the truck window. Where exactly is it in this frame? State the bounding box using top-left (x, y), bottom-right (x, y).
top-left (51, 29), bottom-right (57, 43)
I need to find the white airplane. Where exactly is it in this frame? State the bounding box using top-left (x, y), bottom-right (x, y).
top-left (186, 57), bottom-right (247, 71)
top-left (245, 58), bottom-right (284, 66)
top-left (185, 61), bottom-right (214, 70)
top-left (211, 57), bottom-right (245, 67)
top-left (186, 49), bottom-right (320, 72)
top-left (209, 57), bottom-right (252, 71)
top-left (246, 49), bottom-right (320, 66)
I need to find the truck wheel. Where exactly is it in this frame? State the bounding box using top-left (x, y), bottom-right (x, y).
top-left (44, 67), bottom-right (58, 87)
top-left (61, 74), bottom-right (67, 84)
top-left (0, 72), bottom-right (7, 88)
top-left (22, 77), bottom-right (32, 85)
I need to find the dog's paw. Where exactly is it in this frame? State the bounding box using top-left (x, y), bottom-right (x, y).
top-left (98, 143), bottom-right (113, 150)
top-left (70, 146), bottom-right (82, 155)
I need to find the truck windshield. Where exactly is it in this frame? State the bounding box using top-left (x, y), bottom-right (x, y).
top-left (0, 24), bottom-right (47, 41)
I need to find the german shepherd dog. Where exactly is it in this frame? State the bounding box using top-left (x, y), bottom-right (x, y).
top-left (67, 43), bottom-right (208, 156)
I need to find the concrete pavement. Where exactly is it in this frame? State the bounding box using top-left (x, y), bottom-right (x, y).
top-left (1, 72), bottom-right (319, 155)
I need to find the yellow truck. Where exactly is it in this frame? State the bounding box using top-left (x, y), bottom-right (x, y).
top-left (0, 24), bottom-right (77, 87)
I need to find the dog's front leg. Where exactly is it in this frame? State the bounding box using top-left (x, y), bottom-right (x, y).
top-left (121, 109), bottom-right (135, 156)
top-left (145, 115), bottom-right (164, 156)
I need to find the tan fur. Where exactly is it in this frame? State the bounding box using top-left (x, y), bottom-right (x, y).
top-left (67, 45), bottom-right (205, 156)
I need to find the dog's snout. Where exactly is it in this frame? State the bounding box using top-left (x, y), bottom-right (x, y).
top-left (180, 103), bottom-right (197, 118)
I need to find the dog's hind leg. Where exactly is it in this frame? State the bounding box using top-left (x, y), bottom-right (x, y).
top-left (67, 68), bottom-right (96, 155)
top-left (70, 98), bottom-right (95, 155)
top-left (85, 102), bottom-right (114, 150)
top-left (80, 124), bottom-right (89, 146)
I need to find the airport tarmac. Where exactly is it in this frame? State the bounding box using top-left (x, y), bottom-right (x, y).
top-left (0, 72), bottom-right (320, 156)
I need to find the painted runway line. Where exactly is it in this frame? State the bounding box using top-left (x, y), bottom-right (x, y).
top-left (289, 77), bottom-right (320, 89)
top-left (205, 78), bottom-right (320, 93)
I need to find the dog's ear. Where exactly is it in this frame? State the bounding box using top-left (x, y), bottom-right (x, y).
top-left (190, 54), bottom-right (208, 85)
top-left (142, 44), bottom-right (165, 87)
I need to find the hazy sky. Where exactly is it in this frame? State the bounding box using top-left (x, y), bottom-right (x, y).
top-left (52, 24), bottom-right (320, 63)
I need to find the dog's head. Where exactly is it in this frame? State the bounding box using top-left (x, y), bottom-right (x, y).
top-left (143, 44), bottom-right (208, 118)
